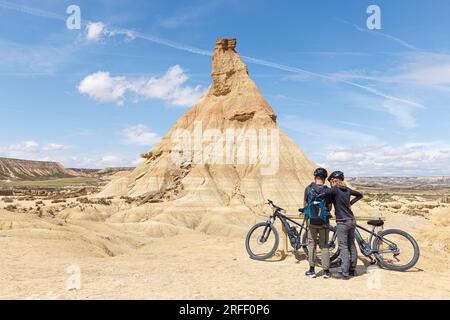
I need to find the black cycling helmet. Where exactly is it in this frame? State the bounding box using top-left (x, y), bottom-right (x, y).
top-left (314, 167), bottom-right (328, 180)
top-left (328, 171), bottom-right (345, 182)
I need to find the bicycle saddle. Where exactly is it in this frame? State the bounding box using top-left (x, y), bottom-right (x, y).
top-left (367, 219), bottom-right (384, 227)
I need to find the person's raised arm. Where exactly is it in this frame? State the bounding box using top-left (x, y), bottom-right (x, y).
top-left (350, 188), bottom-right (363, 206)
top-left (316, 187), bottom-right (333, 201)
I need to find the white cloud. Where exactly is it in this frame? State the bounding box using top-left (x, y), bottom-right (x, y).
top-left (65, 155), bottom-right (139, 168)
top-left (0, 140), bottom-right (140, 169)
top-left (78, 65), bottom-right (205, 107)
top-left (0, 140), bottom-right (68, 161)
top-left (120, 125), bottom-right (160, 146)
top-left (86, 21), bottom-right (106, 41)
top-left (324, 141), bottom-right (450, 176)
top-left (325, 53), bottom-right (450, 129)
top-left (393, 61), bottom-right (450, 86)
top-left (44, 143), bottom-right (66, 151)
top-left (332, 53), bottom-right (450, 88)
top-left (99, 155), bottom-right (124, 166)
top-left (345, 93), bottom-right (420, 129)
top-left (6, 140), bottom-right (40, 153)
top-left (78, 71), bottom-right (128, 106)
top-left (327, 150), bottom-right (355, 162)
top-left (133, 65), bottom-right (204, 106)
top-left (382, 100), bottom-right (417, 129)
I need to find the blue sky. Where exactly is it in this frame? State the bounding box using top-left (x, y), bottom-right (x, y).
top-left (0, 0), bottom-right (449, 176)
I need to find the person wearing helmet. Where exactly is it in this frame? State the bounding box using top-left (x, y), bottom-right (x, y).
top-left (303, 168), bottom-right (332, 279)
top-left (317, 171), bottom-right (363, 279)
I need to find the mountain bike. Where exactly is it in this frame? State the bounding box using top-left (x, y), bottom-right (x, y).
top-left (246, 199), bottom-right (420, 271)
top-left (245, 199), bottom-right (339, 262)
top-left (328, 219), bottom-right (420, 271)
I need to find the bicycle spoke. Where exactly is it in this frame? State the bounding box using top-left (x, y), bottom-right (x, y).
top-left (248, 225), bottom-right (277, 257)
top-left (377, 233), bottom-right (415, 268)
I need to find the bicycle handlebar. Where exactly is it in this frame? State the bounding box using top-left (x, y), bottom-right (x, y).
top-left (266, 199), bottom-right (285, 212)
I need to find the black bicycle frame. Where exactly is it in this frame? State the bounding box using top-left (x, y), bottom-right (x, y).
top-left (329, 223), bottom-right (398, 257)
top-left (266, 208), bottom-right (309, 245)
top-left (262, 198), bottom-right (404, 262)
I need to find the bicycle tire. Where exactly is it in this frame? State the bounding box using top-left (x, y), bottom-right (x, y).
top-left (373, 229), bottom-right (420, 271)
top-left (245, 222), bottom-right (279, 260)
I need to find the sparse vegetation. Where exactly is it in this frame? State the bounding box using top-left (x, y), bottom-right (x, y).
top-left (120, 196), bottom-right (135, 204)
top-left (51, 199), bottom-right (67, 204)
top-left (76, 197), bottom-right (112, 206)
top-left (5, 205), bottom-right (17, 212)
top-left (0, 177), bottom-right (100, 187)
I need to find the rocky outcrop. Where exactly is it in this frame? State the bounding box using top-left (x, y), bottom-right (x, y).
top-left (440, 196), bottom-right (450, 204)
top-left (100, 38), bottom-right (318, 213)
top-left (0, 157), bottom-right (134, 182)
top-left (211, 38), bottom-right (247, 96)
top-left (0, 157), bottom-right (71, 181)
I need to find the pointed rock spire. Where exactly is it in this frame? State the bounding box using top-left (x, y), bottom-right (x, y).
top-left (100, 38), bottom-right (318, 215)
top-left (211, 38), bottom-right (249, 96)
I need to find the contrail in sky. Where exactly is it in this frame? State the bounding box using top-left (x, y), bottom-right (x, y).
top-left (0, 0), bottom-right (423, 107)
top-left (337, 18), bottom-right (418, 51)
top-left (241, 55), bottom-right (423, 107)
top-left (0, 0), bottom-right (66, 20)
top-left (353, 24), bottom-right (418, 51)
top-left (115, 29), bottom-right (212, 57)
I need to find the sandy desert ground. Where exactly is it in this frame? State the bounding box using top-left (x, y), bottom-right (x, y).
top-left (0, 182), bottom-right (449, 300)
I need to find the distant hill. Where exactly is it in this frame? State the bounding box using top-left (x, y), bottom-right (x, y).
top-left (0, 157), bottom-right (134, 181)
top-left (66, 167), bottom-right (135, 178)
top-left (348, 176), bottom-right (450, 189)
top-left (0, 157), bottom-right (71, 181)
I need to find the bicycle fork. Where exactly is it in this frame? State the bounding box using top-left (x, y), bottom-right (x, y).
top-left (260, 217), bottom-right (276, 243)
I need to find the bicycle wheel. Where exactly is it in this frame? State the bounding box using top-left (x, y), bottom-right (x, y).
top-left (302, 225), bottom-right (340, 264)
top-left (245, 222), bottom-right (279, 260)
top-left (373, 229), bottom-right (420, 271)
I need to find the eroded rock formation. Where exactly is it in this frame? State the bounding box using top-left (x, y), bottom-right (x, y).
top-left (0, 157), bottom-right (70, 181)
top-left (100, 38), bottom-right (317, 214)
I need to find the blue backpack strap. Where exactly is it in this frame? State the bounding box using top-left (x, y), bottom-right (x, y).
top-left (307, 184), bottom-right (319, 203)
top-left (304, 185), bottom-right (318, 219)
